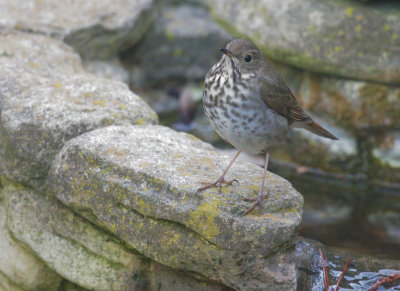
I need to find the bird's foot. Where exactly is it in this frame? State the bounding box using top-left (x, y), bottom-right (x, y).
top-left (243, 190), bottom-right (269, 215)
top-left (196, 177), bottom-right (239, 193)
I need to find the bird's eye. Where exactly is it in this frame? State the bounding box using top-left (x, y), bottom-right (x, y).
top-left (244, 55), bottom-right (252, 63)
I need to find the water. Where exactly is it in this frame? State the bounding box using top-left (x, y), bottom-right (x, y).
top-left (270, 161), bottom-right (400, 261)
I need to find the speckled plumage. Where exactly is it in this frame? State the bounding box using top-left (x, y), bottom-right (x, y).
top-left (203, 54), bottom-right (288, 155)
top-left (199, 39), bottom-right (337, 214)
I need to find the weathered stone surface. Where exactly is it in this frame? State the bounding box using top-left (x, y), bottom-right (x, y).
top-left (47, 125), bottom-right (303, 290)
top-left (59, 281), bottom-right (90, 291)
top-left (210, 0), bottom-right (400, 84)
top-left (126, 4), bottom-right (232, 87)
top-left (83, 58), bottom-right (130, 84)
top-left (0, 186), bottom-right (62, 290)
top-left (0, 273), bottom-right (23, 291)
top-left (297, 73), bottom-right (400, 131)
top-left (268, 62), bottom-right (399, 178)
top-left (0, 32), bottom-right (157, 189)
top-left (0, 0), bottom-right (156, 59)
top-left (4, 179), bottom-right (150, 291)
top-left (149, 262), bottom-right (232, 291)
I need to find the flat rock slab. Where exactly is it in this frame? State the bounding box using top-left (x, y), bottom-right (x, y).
top-left (4, 179), bottom-right (150, 291)
top-left (47, 125), bottom-right (303, 290)
top-left (0, 0), bottom-right (156, 59)
top-left (210, 0), bottom-right (400, 84)
top-left (0, 32), bottom-right (157, 189)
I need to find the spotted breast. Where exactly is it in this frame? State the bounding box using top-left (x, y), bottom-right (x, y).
top-left (203, 54), bottom-right (288, 155)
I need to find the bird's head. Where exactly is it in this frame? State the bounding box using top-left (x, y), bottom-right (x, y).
top-left (220, 39), bottom-right (263, 75)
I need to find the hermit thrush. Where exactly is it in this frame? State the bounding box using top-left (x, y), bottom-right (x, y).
top-left (198, 38), bottom-right (338, 214)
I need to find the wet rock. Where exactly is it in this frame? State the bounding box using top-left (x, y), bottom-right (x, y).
top-left (295, 238), bottom-right (400, 290)
top-left (0, 0), bottom-right (156, 59)
top-left (0, 182), bottom-right (62, 290)
top-left (4, 179), bottom-right (150, 291)
top-left (210, 0), bottom-right (400, 84)
top-left (83, 58), bottom-right (130, 84)
top-left (126, 4), bottom-right (232, 87)
top-left (0, 32), bottom-right (157, 190)
top-left (47, 125), bottom-right (303, 290)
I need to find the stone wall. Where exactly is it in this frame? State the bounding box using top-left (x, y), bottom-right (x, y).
top-left (0, 2), bottom-right (305, 289)
top-left (1, 0), bottom-right (399, 290)
top-left (209, 0), bottom-right (400, 183)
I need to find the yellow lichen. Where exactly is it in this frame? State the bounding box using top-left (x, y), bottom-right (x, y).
top-left (188, 193), bottom-right (222, 240)
top-left (53, 82), bottom-right (62, 89)
top-left (92, 100), bottom-right (105, 107)
top-left (345, 7), bottom-right (354, 17)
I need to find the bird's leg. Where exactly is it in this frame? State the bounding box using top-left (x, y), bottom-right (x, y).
top-left (244, 151), bottom-right (270, 214)
top-left (197, 150), bottom-right (241, 193)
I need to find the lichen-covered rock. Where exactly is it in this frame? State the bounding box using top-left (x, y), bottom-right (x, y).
top-left (4, 179), bottom-right (150, 291)
top-left (0, 183), bottom-right (62, 290)
top-left (47, 125), bottom-right (303, 290)
top-left (297, 74), bottom-right (400, 131)
top-left (0, 32), bottom-right (157, 189)
top-left (210, 0), bottom-right (400, 84)
top-left (0, 0), bottom-right (156, 59)
top-left (149, 263), bottom-right (232, 291)
top-left (126, 4), bottom-right (232, 87)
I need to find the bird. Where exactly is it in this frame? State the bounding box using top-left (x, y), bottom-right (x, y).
top-left (197, 38), bottom-right (338, 214)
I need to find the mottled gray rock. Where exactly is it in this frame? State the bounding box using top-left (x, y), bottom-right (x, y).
top-left (0, 32), bottom-right (157, 189)
top-left (127, 5), bottom-right (232, 87)
top-left (47, 125), bottom-right (303, 290)
top-left (83, 58), bottom-right (130, 84)
top-left (0, 273), bottom-right (23, 291)
top-left (4, 179), bottom-right (150, 291)
top-left (297, 73), bottom-right (400, 131)
top-left (210, 0), bottom-right (400, 84)
top-left (0, 0), bottom-right (156, 59)
top-left (0, 184), bottom-right (62, 290)
top-left (149, 263), bottom-right (232, 291)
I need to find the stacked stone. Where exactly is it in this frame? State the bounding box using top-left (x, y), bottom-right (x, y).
top-left (0, 1), bottom-right (304, 290)
top-left (209, 0), bottom-right (400, 182)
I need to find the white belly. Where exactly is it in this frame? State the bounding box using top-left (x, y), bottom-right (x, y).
top-left (204, 90), bottom-right (289, 155)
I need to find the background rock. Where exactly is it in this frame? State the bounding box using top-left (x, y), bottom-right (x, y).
top-left (4, 179), bottom-right (150, 291)
top-left (210, 0), bottom-right (400, 84)
top-left (47, 125), bottom-right (303, 290)
top-left (0, 0), bottom-right (157, 59)
top-left (0, 32), bottom-right (157, 189)
top-left (83, 58), bottom-right (130, 84)
top-left (125, 4), bottom-right (232, 87)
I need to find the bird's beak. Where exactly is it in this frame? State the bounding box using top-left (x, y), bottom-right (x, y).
top-left (220, 48), bottom-right (234, 59)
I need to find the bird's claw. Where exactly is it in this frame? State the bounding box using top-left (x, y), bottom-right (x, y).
top-left (243, 192), bottom-right (269, 215)
top-left (197, 177), bottom-right (239, 193)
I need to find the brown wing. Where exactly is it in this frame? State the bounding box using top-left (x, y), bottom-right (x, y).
top-left (259, 73), bottom-right (311, 124)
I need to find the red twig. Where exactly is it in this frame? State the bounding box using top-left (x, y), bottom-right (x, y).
top-left (319, 249), bottom-right (330, 291)
top-left (334, 258), bottom-right (350, 291)
top-left (369, 273), bottom-right (400, 291)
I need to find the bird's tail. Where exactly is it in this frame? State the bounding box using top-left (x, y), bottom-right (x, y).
top-left (304, 121), bottom-right (338, 140)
